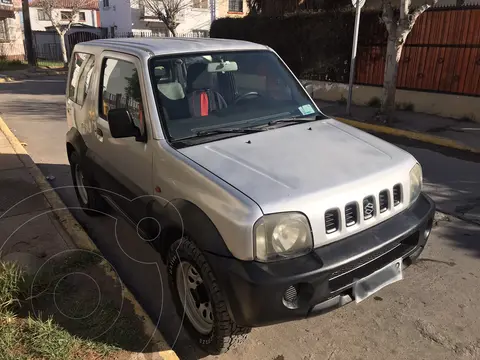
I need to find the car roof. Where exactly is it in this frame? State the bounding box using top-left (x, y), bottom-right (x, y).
top-left (74, 37), bottom-right (270, 58)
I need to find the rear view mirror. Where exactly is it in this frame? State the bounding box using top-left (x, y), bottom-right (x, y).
top-left (207, 61), bottom-right (238, 73)
top-left (107, 108), bottom-right (140, 139)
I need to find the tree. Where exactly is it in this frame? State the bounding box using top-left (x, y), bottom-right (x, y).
top-left (37, 0), bottom-right (92, 66)
top-left (141, 0), bottom-right (192, 37)
top-left (379, 0), bottom-right (437, 119)
top-left (246, 0), bottom-right (262, 14)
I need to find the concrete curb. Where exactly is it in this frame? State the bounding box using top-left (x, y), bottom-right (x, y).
top-left (336, 117), bottom-right (480, 154)
top-left (0, 116), bottom-right (179, 360)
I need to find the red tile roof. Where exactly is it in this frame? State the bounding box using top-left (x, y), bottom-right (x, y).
top-left (29, 0), bottom-right (99, 10)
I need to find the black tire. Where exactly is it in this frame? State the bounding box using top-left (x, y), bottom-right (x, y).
top-left (167, 237), bottom-right (250, 355)
top-left (69, 151), bottom-right (108, 216)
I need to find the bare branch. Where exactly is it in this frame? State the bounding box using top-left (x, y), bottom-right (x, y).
top-left (381, 0), bottom-right (396, 35)
top-left (410, 0), bottom-right (438, 26)
top-left (36, 0), bottom-right (92, 35)
top-left (141, 0), bottom-right (192, 36)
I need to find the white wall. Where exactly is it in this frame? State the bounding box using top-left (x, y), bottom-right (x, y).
top-left (102, 0), bottom-right (211, 36)
top-left (176, 7), bottom-right (211, 34)
top-left (100, 0), bottom-right (133, 34)
top-left (29, 7), bottom-right (97, 31)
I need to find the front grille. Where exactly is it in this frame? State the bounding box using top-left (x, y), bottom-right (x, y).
top-left (345, 203), bottom-right (358, 227)
top-left (379, 190), bottom-right (389, 213)
top-left (363, 196), bottom-right (376, 220)
top-left (325, 209), bottom-right (340, 234)
top-left (393, 184), bottom-right (402, 206)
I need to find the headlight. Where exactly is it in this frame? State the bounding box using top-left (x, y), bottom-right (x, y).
top-left (254, 213), bottom-right (313, 262)
top-left (409, 163), bottom-right (423, 203)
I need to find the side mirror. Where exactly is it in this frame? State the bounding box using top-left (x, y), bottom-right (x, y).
top-left (107, 108), bottom-right (140, 139)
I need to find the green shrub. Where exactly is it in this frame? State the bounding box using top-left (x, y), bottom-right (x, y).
top-left (210, 10), bottom-right (385, 82)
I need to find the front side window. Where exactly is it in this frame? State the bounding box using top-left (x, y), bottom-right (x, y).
top-left (150, 50), bottom-right (321, 144)
top-left (100, 58), bottom-right (144, 132)
top-left (228, 0), bottom-right (243, 12)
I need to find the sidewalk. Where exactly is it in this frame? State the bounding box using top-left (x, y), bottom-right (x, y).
top-left (316, 100), bottom-right (480, 154)
top-left (0, 122), bottom-right (178, 360)
top-left (0, 67), bottom-right (67, 83)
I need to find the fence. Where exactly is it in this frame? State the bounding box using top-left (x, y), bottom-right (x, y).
top-left (29, 29), bottom-right (210, 66)
top-left (356, 6), bottom-right (480, 97)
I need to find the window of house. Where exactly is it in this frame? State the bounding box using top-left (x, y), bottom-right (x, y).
top-left (37, 9), bottom-right (48, 21)
top-left (193, 0), bottom-right (208, 9)
top-left (60, 11), bottom-right (73, 20)
top-left (0, 19), bottom-right (8, 42)
top-left (100, 58), bottom-right (144, 131)
top-left (78, 12), bottom-right (86, 21)
top-left (68, 52), bottom-right (92, 102)
top-left (228, 0), bottom-right (243, 12)
top-left (103, 0), bottom-right (110, 8)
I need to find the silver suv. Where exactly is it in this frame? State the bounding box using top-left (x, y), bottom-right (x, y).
top-left (66, 38), bottom-right (435, 354)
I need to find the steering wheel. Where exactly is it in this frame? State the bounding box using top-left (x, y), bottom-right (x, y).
top-left (234, 92), bottom-right (262, 104)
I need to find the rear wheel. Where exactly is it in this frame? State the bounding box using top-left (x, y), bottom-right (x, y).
top-left (167, 237), bottom-right (250, 354)
top-left (69, 151), bottom-right (108, 216)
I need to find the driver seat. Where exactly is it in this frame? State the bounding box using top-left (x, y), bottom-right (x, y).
top-left (186, 63), bottom-right (227, 117)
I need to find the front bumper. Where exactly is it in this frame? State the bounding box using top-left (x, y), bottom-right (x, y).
top-left (206, 193), bottom-right (435, 327)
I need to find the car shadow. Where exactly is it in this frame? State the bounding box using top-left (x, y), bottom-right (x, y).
top-left (34, 160), bottom-right (209, 359)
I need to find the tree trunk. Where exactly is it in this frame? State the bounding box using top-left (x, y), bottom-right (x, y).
top-left (59, 33), bottom-right (69, 66)
top-left (380, 37), bottom-right (404, 118)
top-left (170, 27), bottom-right (177, 37)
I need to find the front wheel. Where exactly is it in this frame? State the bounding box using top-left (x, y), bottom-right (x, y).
top-left (167, 238), bottom-right (250, 354)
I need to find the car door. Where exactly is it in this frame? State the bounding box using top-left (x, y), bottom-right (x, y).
top-left (89, 51), bottom-right (153, 224)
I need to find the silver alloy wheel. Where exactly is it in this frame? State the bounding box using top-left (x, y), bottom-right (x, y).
top-left (176, 261), bottom-right (214, 335)
top-left (74, 163), bottom-right (89, 205)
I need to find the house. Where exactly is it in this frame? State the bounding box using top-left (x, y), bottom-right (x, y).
top-left (100, 0), bottom-right (248, 37)
top-left (0, 0), bottom-right (25, 61)
top-left (29, 0), bottom-right (100, 32)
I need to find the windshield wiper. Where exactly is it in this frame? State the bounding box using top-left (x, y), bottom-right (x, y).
top-left (268, 114), bottom-right (325, 126)
top-left (195, 127), bottom-right (265, 136)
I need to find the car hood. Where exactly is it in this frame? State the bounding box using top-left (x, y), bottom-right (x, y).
top-left (178, 119), bottom-right (416, 215)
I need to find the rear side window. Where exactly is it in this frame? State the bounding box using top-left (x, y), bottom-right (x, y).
top-left (68, 52), bottom-right (92, 102)
top-left (76, 57), bottom-right (95, 106)
top-left (100, 58), bottom-right (144, 131)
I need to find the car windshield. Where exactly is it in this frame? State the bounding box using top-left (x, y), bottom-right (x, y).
top-left (150, 50), bottom-right (323, 143)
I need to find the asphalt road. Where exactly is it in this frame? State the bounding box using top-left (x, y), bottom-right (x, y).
top-left (1, 78), bottom-right (480, 360)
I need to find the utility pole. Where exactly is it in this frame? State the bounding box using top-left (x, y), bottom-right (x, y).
top-left (346, 0), bottom-right (365, 115)
top-left (21, 0), bottom-right (35, 66)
